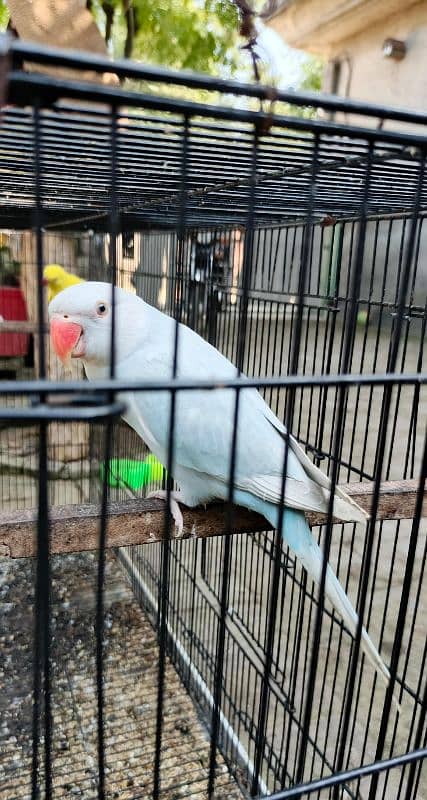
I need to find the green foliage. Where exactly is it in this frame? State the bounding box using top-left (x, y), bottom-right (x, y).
top-left (91, 0), bottom-right (240, 76)
top-left (97, 0), bottom-right (325, 114)
top-left (0, 0), bottom-right (324, 113)
top-left (133, 0), bottom-right (239, 73)
top-left (271, 55), bottom-right (324, 119)
top-left (299, 56), bottom-right (324, 93)
top-left (0, 0), bottom-right (9, 31)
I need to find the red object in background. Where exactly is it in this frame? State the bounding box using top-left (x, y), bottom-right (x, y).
top-left (0, 286), bottom-right (29, 357)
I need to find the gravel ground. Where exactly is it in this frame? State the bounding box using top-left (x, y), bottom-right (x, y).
top-left (0, 552), bottom-right (242, 800)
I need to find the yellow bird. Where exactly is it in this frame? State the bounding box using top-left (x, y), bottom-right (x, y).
top-left (43, 264), bottom-right (85, 303)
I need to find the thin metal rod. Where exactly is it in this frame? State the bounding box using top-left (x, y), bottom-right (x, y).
top-left (8, 72), bottom-right (427, 149)
top-left (31, 98), bottom-right (53, 800)
top-left (153, 115), bottom-right (190, 799)
top-left (366, 153), bottom-right (427, 800)
top-left (7, 37), bottom-right (427, 126)
top-left (208, 124), bottom-right (260, 799)
top-left (95, 105), bottom-right (119, 800)
top-left (251, 133), bottom-right (320, 795)
top-left (267, 749), bottom-right (427, 799)
top-left (297, 139), bottom-right (374, 786)
top-left (0, 372), bottom-right (425, 397)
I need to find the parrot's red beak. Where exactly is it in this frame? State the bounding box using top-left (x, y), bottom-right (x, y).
top-left (42, 278), bottom-right (48, 287)
top-left (50, 317), bottom-right (83, 363)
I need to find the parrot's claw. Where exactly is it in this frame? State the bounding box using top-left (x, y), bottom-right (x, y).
top-left (147, 490), bottom-right (184, 537)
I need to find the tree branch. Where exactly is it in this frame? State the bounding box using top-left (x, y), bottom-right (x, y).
top-left (123, 0), bottom-right (135, 59)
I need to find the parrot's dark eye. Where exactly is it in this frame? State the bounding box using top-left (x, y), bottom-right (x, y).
top-left (96, 302), bottom-right (109, 317)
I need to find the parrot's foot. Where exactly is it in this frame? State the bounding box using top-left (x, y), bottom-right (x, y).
top-left (147, 490), bottom-right (184, 537)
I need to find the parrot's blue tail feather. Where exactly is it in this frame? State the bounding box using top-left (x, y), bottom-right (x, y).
top-left (234, 489), bottom-right (400, 711)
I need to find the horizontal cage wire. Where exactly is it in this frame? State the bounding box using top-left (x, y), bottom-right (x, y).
top-left (0, 37), bottom-right (426, 800)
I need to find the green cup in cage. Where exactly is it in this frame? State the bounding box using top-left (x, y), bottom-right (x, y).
top-left (100, 454), bottom-right (165, 491)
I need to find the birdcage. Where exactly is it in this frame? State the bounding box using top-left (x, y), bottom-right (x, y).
top-left (0, 37), bottom-right (426, 800)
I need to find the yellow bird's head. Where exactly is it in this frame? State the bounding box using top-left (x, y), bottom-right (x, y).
top-left (43, 264), bottom-right (84, 303)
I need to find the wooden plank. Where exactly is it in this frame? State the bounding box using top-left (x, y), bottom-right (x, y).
top-left (0, 320), bottom-right (49, 334)
top-left (0, 498), bottom-right (270, 559)
top-left (343, 479), bottom-right (426, 523)
top-left (0, 480), bottom-right (424, 559)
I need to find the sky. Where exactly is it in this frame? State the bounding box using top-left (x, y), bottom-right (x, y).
top-left (256, 23), bottom-right (309, 88)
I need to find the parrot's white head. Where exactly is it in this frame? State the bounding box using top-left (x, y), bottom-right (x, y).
top-left (48, 281), bottom-right (144, 368)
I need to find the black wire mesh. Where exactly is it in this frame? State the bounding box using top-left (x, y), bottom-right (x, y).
top-left (0, 37), bottom-right (425, 800)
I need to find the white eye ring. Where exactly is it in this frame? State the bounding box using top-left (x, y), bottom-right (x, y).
top-left (96, 301), bottom-right (109, 317)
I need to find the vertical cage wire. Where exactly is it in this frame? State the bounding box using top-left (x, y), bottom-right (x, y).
top-left (95, 103), bottom-right (119, 800)
top-left (365, 150), bottom-right (426, 800)
top-left (253, 131), bottom-right (320, 797)
top-left (208, 122), bottom-right (259, 799)
top-left (153, 113), bottom-right (190, 799)
top-left (32, 98), bottom-right (53, 800)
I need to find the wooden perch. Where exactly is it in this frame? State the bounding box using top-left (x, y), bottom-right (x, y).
top-left (0, 320), bottom-right (48, 334)
top-left (0, 453), bottom-right (92, 481)
top-left (0, 480), bottom-right (424, 559)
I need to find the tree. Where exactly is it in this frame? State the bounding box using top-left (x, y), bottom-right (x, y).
top-left (88, 0), bottom-right (241, 75)
top-left (0, 0), bottom-right (323, 101)
top-left (299, 56), bottom-right (323, 93)
top-left (0, 1), bottom-right (9, 30)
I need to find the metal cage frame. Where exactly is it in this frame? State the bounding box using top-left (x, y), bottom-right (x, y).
top-left (0, 36), bottom-right (426, 800)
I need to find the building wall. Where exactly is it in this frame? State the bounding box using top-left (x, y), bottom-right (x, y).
top-left (323, 4), bottom-right (427, 128)
top-left (265, 1), bottom-right (427, 301)
top-left (267, 0), bottom-right (427, 129)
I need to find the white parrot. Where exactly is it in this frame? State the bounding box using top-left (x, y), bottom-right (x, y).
top-left (49, 281), bottom-right (393, 695)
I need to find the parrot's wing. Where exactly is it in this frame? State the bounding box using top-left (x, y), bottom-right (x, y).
top-left (261, 408), bottom-right (369, 523)
top-left (239, 471), bottom-right (367, 522)
top-left (130, 386), bottom-right (336, 514)
top-left (237, 472), bottom-right (327, 513)
top-left (172, 385), bottom-right (368, 522)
